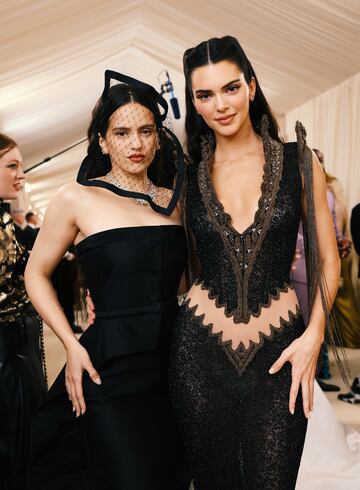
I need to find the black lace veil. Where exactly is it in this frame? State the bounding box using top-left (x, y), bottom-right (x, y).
top-left (77, 70), bottom-right (185, 216)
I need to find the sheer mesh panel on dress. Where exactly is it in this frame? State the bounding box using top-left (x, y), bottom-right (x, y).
top-left (186, 282), bottom-right (299, 351)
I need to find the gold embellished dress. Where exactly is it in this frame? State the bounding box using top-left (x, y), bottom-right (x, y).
top-left (0, 200), bottom-right (46, 490)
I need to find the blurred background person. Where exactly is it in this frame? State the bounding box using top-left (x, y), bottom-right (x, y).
top-left (313, 149), bottom-right (360, 350)
top-left (25, 211), bottom-right (39, 229)
top-left (11, 209), bottom-right (26, 246)
top-left (338, 202), bottom-right (360, 405)
top-left (351, 203), bottom-right (360, 278)
top-left (51, 246), bottom-right (83, 334)
top-left (0, 133), bottom-right (47, 490)
top-left (313, 151), bottom-right (360, 395)
top-left (22, 211), bottom-right (40, 251)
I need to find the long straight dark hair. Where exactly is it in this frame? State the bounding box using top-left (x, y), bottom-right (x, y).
top-left (183, 36), bottom-right (281, 163)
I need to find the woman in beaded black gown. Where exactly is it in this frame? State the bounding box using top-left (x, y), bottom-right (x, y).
top-left (25, 71), bottom-right (189, 490)
top-left (169, 37), bottom-right (342, 490)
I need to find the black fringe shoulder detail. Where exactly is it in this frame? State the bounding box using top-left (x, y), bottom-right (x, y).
top-left (295, 121), bottom-right (350, 384)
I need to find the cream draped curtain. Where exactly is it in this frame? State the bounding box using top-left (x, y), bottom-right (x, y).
top-left (284, 71), bottom-right (360, 213)
top-left (284, 71), bottom-right (360, 305)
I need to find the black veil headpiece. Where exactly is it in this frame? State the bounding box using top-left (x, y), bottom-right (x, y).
top-left (77, 70), bottom-right (185, 216)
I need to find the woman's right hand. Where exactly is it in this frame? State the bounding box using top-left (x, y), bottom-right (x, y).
top-left (65, 340), bottom-right (101, 417)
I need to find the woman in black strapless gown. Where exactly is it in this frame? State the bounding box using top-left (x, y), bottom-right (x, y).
top-left (25, 72), bottom-right (189, 489)
top-left (29, 226), bottom-right (188, 489)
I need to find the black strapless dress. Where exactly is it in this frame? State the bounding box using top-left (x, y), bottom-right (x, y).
top-left (27, 225), bottom-right (189, 490)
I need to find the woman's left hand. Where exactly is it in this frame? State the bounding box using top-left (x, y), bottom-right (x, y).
top-left (268, 329), bottom-right (323, 418)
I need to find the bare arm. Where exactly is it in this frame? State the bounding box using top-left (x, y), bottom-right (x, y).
top-left (270, 152), bottom-right (340, 417)
top-left (25, 183), bottom-right (101, 416)
top-left (25, 185), bottom-right (79, 347)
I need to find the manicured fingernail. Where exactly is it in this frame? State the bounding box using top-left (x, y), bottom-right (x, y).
top-left (72, 406), bottom-right (75, 413)
top-left (94, 378), bottom-right (102, 385)
top-left (269, 367), bottom-right (275, 374)
top-left (290, 408), bottom-right (294, 415)
top-left (307, 411), bottom-right (312, 419)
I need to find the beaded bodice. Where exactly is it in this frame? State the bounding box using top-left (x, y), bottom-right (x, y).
top-left (187, 129), bottom-right (303, 324)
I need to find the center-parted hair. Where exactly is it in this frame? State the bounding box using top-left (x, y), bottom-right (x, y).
top-left (183, 36), bottom-right (281, 163)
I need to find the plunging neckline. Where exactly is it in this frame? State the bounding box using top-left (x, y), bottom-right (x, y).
top-left (201, 134), bottom-right (274, 239)
top-left (206, 143), bottom-right (268, 237)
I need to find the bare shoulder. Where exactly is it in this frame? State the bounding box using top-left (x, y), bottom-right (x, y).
top-left (52, 181), bottom-right (89, 205)
top-left (55, 181), bottom-right (83, 199)
top-left (43, 182), bottom-right (87, 218)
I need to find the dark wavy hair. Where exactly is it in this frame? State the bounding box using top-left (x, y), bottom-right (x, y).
top-left (183, 36), bottom-right (281, 163)
top-left (80, 83), bottom-right (175, 187)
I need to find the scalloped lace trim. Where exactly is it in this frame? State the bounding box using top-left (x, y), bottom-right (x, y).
top-left (184, 282), bottom-right (300, 374)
